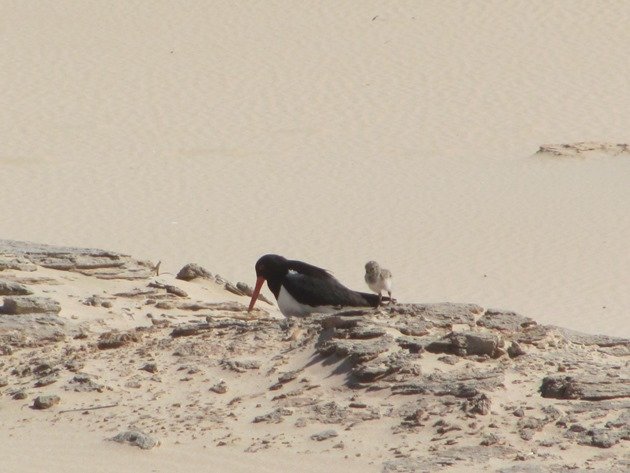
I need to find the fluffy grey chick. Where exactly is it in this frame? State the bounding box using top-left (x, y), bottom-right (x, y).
top-left (364, 261), bottom-right (393, 306)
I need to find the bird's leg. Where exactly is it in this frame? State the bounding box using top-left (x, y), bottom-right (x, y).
top-left (387, 291), bottom-right (393, 304)
top-left (377, 292), bottom-right (383, 307)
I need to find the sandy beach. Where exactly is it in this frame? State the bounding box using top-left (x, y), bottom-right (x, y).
top-left (1, 1), bottom-right (629, 471)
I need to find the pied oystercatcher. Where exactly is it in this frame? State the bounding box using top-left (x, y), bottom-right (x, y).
top-left (247, 254), bottom-right (386, 316)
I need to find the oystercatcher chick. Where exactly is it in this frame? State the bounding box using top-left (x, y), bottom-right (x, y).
top-left (247, 254), bottom-right (386, 316)
top-left (364, 261), bottom-right (393, 306)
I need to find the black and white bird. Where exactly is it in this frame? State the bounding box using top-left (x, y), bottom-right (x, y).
top-left (247, 254), bottom-right (387, 316)
top-left (364, 261), bottom-right (393, 306)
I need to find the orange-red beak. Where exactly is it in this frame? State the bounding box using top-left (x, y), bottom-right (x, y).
top-left (248, 276), bottom-right (265, 312)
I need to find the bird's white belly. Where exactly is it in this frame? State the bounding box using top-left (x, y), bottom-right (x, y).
top-left (277, 286), bottom-right (338, 317)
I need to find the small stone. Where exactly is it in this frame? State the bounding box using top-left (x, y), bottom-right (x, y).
top-left (513, 408), bottom-right (525, 417)
top-left (33, 394), bottom-right (60, 409)
top-left (0, 376), bottom-right (8, 387)
top-left (253, 408), bottom-right (292, 424)
top-left (12, 389), bottom-right (28, 400)
top-left (311, 429), bottom-right (338, 441)
top-left (224, 282), bottom-right (245, 296)
top-left (34, 374), bottom-right (59, 387)
top-left (210, 380), bottom-right (228, 394)
top-left (463, 393), bottom-right (491, 415)
top-left (110, 430), bottom-right (159, 450)
top-left (97, 330), bottom-right (140, 349)
top-left (68, 373), bottom-right (104, 392)
top-left (507, 342), bottom-right (526, 358)
top-left (438, 355), bottom-right (460, 365)
top-left (176, 263), bottom-right (212, 281)
top-left (155, 301), bottom-right (175, 310)
top-left (140, 363), bottom-right (158, 374)
top-left (165, 285), bottom-right (187, 297)
top-left (480, 434), bottom-right (500, 446)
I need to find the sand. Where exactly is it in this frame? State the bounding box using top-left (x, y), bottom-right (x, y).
top-left (1, 1), bottom-right (630, 471)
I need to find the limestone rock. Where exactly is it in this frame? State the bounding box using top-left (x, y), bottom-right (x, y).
top-left (97, 330), bottom-right (140, 350)
top-left (176, 263), bottom-right (212, 281)
top-left (33, 394), bottom-right (60, 409)
top-left (0, 296), bottom-right (61, 314)
top-left (0, 240), bottom-right (154, 280)
top-left (311, 429), bottom-right (338, 441)
top-left (477, 310), bottom-right (536, 332)
top-left (110, 430), bottom-right (159, 449)
top-left (540, 375), bottom-right (630, 400)
top-left (537, 142), bottom-right (630, 157)
top-left (0, 280), bottom-right (32, 296)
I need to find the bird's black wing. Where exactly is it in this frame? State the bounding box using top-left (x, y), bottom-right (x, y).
top-left (283, 272), bottom-right (380, 308)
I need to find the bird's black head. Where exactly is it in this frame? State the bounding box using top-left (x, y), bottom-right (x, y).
top-left (254, 254), bottom-right (289, 281)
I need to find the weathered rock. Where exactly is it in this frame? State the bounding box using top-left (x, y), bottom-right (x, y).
top-left (33, 394), bottom-right (60, 409)
top-left (515, 325), bottom-right (552, 345)
top-left (540, 375), bottom-right (630, 400)
top-left (384, 303), bottom-right (481, 327)
top-left (0, 240), bottom-right (154, 279)
top-left (553, 327), bottom-right (630, 348)
top-left (110, 430), bottom-right (159, 449)
top-left (395, 320), bottom-right (433, 336)
top-left (210, 380), bottom-right (228, 394)
top-left (0, 376), bottom-right (8, 387)
top-left (383, 446), bottom-right (517, 472)
top-left (178, 301), bottom-right (251, 312)
top-left (64, 358), bottom-right (85, 372)
top-left (536, 141), bottom-right (630, 157)
top-left (82, 295), bottom-right (113, 308)
top-left (340, 324), bottom-right (388, 340)
top-left (12, 389), bottom-right (28, 400)
top-left (396, 335), bottom-right (430, 353)
top-left (68, 373), bottom-right (104, 392)
top-left (224, 282), bottom-right (245, 296)
top-left (148, 282), bottom-right (188, 297)
top-left (507, 341), bottom-right (526, 358)
top-left (0, 280), bottom-right (32, 296)
top-left (0, 296), bottom-right (61, 314)
top-left (0, 256), bottom-right (37, 272)
top-left (253, 407), bottom-right (292, 423)
top-left (477, 310), bottom-right (536, 332)
top-left (236, 282), bottom-right (273, 304)
top-left (175, 263), bottom-right (212, 281)
top-left (450, 331), bottom-right (502, 357)
top-left (317, 336), bottom-right (392, 363)
top-left (463, 393), bottom-right (491, 415)
top-left (221, 359), bottom-right (261, 372)
top-left (140, 363), bottom-right (158, 374)
top-left (393, 367), bottom-right (504, 397)
top-left (34, 374), bottom-right (59, 387)
top-left (311, 429), bottom-right (338, 441)
top-left (97, 330), bottom-right (140, 350)
top-left (170, 323), bottom-right (210, 338)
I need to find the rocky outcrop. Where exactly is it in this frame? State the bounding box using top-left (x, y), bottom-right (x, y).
top-left (536, 142), bottom-right (630, 157)
top-left (0, 296), bottom-right (61, 314)
top-left (0, 240), bottom-right (154, 279)
top-left (540, 375), bottom-right (630, 400)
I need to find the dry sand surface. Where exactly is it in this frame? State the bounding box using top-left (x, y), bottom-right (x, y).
top-left (1, 1), bottom-right (630, 471)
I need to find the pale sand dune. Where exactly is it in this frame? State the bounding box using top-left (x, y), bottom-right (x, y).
top-left (2, 0), bottom-right (630, 345)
